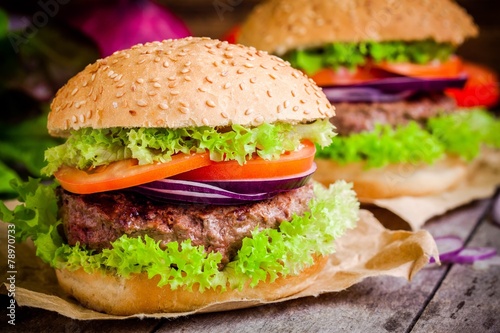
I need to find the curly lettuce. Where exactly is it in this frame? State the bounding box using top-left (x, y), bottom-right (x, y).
top-left (285, 39), bottom-right (455, 75)
top-left (316, 108), bottom-right (500, 168)
top-left (42, 120), bottom-right (335, 176)
top-left (0, 178), bottom-right (358, 292)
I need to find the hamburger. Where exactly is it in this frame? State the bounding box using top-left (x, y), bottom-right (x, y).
top-left (1, 37), bottom-right (359, 315)
top-left (238, 0), bottom-right (500, 200)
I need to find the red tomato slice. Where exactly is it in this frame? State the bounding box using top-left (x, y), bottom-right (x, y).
top-left (311, 66), bottom-right (394, 86)
top-left (55, 152), bottom-right (213, 194)
top-left (174, 141), bottom-right (316, 181)
top-left (221, 24), bottom-right (240, 44)
top-left (445, 61), bottom-right (500, 108)
top-left (374, 56), bottom-right (464, 78)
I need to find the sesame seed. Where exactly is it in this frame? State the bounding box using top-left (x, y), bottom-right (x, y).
top-left (184, 76), bottom-right (192, 82)
top-left (137, 58), bottom-right (146, 64)
top-left (107, 70), bottom-right (115, 77)
top-left (267, 90), bottom-right (272, 97)
top-left (249, 77), bottom-right (257, 84)
top-left (237, 69), bottom-right (244, 74)
top-left (151, 77), bottom-right (160, 82)
top-left (180, 101), bottom-right (188, 107)
top-left (71, 115), bottom-right (77, 123)
top-left (221, 112), bottom-right (229, 118)
top-left (114, 74), bottom-right (123, 82)
top-left (291, 90), bottom-right (296, 97)
top-left (303, 110), bottom-right (311, 115)
top-left (221, 59), bottom-right (229, 65)
top-left (284, 100), bottom-right (290, 108)
top-left (163, 61), bottom-right (169, 68)
top-left (131, 84), bottom-right (136, 92)
top-left (159, 103), bottom-right (169, 110)
top-left (223, 82), bottom-right (231, 89)
top-left (253, 116), bottom-right (264, 125)
top-left (71, 88), bottom-right (79, 96)
top-left (170, 91), bottom-right (180, 95)
top-left (168, 76), bottom-right (176, 81)
top-left (181, 68), bottom-right (190, 74)
top-left (244, 108), bottom-right (254, 115)
top-left (300, 99), bottom-right (306, 104)
top-left (116, 91), bottom-right (125, 98)
top-left (179, 106), bottom-right (190, 114)
top-left (244, 63), bottom-right (254, 68)
top-left (168, 81), bottom-right (178, 88)
top-left (129, 110), bottom-right (137, 116)
top-left (206, 100), bottom-right (216, 108)
top-left (91, 74), bottom-right (96, 81)
top-left (202, 118), bottom-right (210, 126)
top-left (112, 102), bottom-right (118, 109)
top-left (116, 82), bottom-right (125, 88)
top-left (221, 71), bottom-right (228, 77)
top-left (277, 105), bottom-right (282, 113)
top-left (293, 106), bottom-right (299, 111)
top-left (153, 82), bottom-right (161, 88)
top-left (239, 83), bottom-right (245, 91)
top-left (198, 87), bottom-right (207, 93)
top-left (269, 73), bottom-right (277, 80)
top-left (82, 81), bottom-right (88, 87)
top-left (154, 57), bottom-right (161, 62)
top-left (205, 76), bottom-right (214, 83)
top-left (136, 78), bottom-right (144, 84)
top-left (260, 63), bottom-right (269, 69)
top-left (137, 100), bottom-right (148, 107)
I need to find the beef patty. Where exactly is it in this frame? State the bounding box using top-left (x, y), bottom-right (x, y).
top-left (331, 93), bottom-right (457, 135)
top-left (58, 183), bottom-right (314, 267)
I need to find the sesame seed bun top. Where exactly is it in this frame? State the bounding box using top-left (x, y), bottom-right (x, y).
top-left (47, 37), bottom-right (334, 137)
top-left (238, 0), bottom-right (479, 56)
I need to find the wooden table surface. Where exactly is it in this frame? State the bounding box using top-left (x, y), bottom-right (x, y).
top-left (1, 191), bottom-right (499, 332)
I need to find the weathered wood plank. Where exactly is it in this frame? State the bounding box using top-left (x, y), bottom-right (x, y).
top-left (412, 200), bottom-right (500, 332)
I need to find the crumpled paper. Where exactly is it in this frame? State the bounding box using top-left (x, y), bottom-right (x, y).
top-left (0, 209), bottom-right (438, 320)
top-left (362, 149), bottom-right (500, 230)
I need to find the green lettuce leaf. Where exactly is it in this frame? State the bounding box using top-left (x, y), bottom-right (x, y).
top-left (285, 40), bottom-right (455, 75)
top-left (316, 108), bottom-right (500, 168)
top-left (42, 120), bottom-right (335, 176)
top-left (0, 179), bottom-right (358, 291)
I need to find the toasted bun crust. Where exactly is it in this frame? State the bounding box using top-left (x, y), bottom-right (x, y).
top-left (48, 37), bottom-right (334, 137)
top-left (238, 0), bottom-right (478, 55)
top-left (55, 256), bottom-right (328, 315)
top-left (313, 156), bottom-right (468, 200)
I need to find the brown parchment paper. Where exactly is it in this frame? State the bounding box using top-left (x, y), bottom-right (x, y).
top-left (363, 149), bottom-right (500, 230)
top-left (0, 207), bottom-right (438, 320)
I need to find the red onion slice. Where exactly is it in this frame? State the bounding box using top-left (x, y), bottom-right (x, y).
top-left (322, 75), bottom-right (467, 103)
top-left (452, 247), bottom-right (498, 264)
top-left (323, 87), bottom-right (415, 103)
top-left (131, 166), bottom-right (315, 205)
top-left (430, 235), bottom-right (464, 263)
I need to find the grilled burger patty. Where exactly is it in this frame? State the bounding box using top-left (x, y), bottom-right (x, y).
top-left (58, 183), bottom-right (315, 268)
top-left (331, 93), bottom-right (457, 135)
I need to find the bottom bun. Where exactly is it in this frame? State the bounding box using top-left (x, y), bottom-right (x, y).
top-left (56, 256), bottom-right (328, 315)
top-left (313, 156), bottom-right (468, 200)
